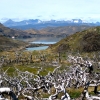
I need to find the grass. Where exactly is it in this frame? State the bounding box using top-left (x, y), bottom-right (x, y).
top-left (1, 48), bottom-right (100, 75)
top-left (1, 62), bottom-right (56, 76)
top-left (48, 26), bottom-right (100, 53)
top-left (66, 87), bottom-right (83, 98)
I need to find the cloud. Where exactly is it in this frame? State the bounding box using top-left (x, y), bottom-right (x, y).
top-left (0, 0), bottom-right (100, 21)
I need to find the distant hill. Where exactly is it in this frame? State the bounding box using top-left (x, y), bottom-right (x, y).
top-left (39, 26), bottom-right (92, 37)
top-left (25, 29), bottom-right (40, 34)
top-left (48, 26), bottom-right (100, 53)
top-left (0, 35), bottom-right (28, 51)
top-left (0, 23), bottom-right (32, 39)
top-left (25, 26), bottom-right (92, 38)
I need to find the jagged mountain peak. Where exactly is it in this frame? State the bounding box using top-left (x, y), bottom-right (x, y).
top-left (4, 19), bottom-right (14, 23)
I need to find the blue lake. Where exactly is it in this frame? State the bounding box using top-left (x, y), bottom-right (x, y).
top-left (25, 37), bottom-right (62, 51)
top-left (31, 41), bottom-right (57, 44)
top-left (26, 46), bottom-right (49, 51)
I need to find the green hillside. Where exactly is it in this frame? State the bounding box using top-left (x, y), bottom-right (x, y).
top-left (48, 26), bottom-right (100, 53)
top-left (0, 35), bottom-right (28, 51)
top-left (0, 23), bottom-right (32, 38)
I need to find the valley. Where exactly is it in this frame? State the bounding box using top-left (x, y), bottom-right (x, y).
top-left (0, 21), bottom-right (100, 99)
top-left (1, 0), bottom-right (100, 99)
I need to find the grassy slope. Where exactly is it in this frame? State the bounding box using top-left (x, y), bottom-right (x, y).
top-left (48, 26), bottom-right (100, 53)
top-left (0, 23), bottom-right (31, 38)
top-left (0, 35), bottom-right (28, 51)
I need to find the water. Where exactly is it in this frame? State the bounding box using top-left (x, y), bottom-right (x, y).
top-left (25, 37), bottom-right (62, 51)
top-left (31, 41), bottom-right (56, 44)
top-left (26, 41), bottom-right (57, 51)
top-left (24, 37), bottom-right (62, 43)
top-left (26, 46), bottom-right (49, 51)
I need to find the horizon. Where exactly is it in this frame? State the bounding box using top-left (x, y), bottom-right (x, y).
top-left (0, 0), bottom-right (100, 22)
top-left (1, 18), bottom-right (99, 23)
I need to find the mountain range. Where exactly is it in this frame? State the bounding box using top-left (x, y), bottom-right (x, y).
top-left (2, 19), bottom-right (100, 30)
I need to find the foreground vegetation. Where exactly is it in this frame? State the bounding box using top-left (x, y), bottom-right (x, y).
top-left (0, 49), bottom-right (100, 99)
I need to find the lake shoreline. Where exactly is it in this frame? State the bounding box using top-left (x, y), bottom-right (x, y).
top-left (25, 43), bottom-right (49, 48)
top-left (24, 43), bottom-right (52, 51)
top-left (22, 38), bottom-right (59, 51)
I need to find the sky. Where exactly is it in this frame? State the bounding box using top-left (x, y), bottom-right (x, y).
top-left (0, 0), bottom-right (100, 22)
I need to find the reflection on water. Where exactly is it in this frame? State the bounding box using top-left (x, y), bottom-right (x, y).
top-left (26, 46), bottom-right (49, 51)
